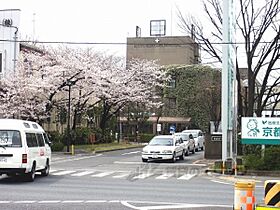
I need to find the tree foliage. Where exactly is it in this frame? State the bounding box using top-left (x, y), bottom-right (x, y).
top-left (164, 65), bottom-right (221, 132)
top-left (0, 46), bottom-right (168, 140)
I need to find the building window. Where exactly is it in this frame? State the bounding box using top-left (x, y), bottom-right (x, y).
top-left (168, 98), bottom-right (176, 109)
top-left (168, 76), bottom-right (176, 88)
top-left (150, 20), bottom-right (166, 36)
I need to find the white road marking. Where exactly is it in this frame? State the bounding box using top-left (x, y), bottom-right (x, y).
top-left (121, 201), bottom-right (232, 210)
top-left (85, 200), bottom-right (107, 203)
top-left (49, 169), bottom-right (59, 173)
top-left (112, 172), bottom-right (130, 178)
top-left (14, 201), bottom-right (36, 204)
top-left (0, 199), bottom-right (233, 209)
top-left (132, 173), bottom-right (154, 179)
top-left (210, 179), bottom-right (233, 185)
top-left (62, 200), bottom-right (84, 203)
top-left (91, 171), bottom-right (115, 177)
top-left (114, 161), bottom-right (206, 167)
top-left (177, 174), bottom-right (196, 180)
top-left (71, 171), bottom-right (95, 177)
top-left (114, 161), bottom-right (140, 164)
top-left (121, 151), bottom-right (141, 156)
top-left (0, 201), bottom-right (11, 204)
top-left (52, 170), bottom-right (76, 176)
top-left (155, 173), bottom-right (174, 180)
top-left (52, 154), bottom-right (103, 164)
top-left (38, 200), bottom-right (61, 203)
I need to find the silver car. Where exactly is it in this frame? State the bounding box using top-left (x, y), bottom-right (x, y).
top-left (142, 135), bottom-right (184, 163)
top-left (182, 129), bottom-right (205, 152)
top-left (174, 132), bottom-right (195, 156)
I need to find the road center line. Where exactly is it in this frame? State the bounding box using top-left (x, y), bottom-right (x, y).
top-left (121, 151), bottom-right (141, 156)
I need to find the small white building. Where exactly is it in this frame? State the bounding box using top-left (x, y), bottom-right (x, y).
top-left (0, 9), bottom-right (20, 78)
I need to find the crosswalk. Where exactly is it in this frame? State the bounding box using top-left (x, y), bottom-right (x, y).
top-left (48, 169), bottom-right (197, 181)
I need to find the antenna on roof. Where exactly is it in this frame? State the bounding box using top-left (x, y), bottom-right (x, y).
top-left (32, 13), bottom-right (36, 44)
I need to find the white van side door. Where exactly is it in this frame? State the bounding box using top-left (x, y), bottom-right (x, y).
top-left (36, 133), bottom-right (47, 169)
top-left (25, 133), bottom-right (41, 171)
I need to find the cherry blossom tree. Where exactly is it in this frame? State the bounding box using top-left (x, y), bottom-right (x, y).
top-left (0, 46), bottom-right (168, 141)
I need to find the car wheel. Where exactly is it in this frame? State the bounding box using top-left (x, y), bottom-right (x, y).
top-left (26, 163), bottom-right (36, 182)
top-left (180, 151), bottom-right (184, 160)
top-left (142, 158), bottom-right (148, 162)
top-left (185, 148), bottom-right (189, 156)
top-left (200, 145), bottom-right (204, 151)
top-left (195, 145), bottom-right (199, 152)
top-left (192, 148), bottom-right (195, 154)
top-left (41, 160), bottom-right (50, 176)
top-left (171, 152), bottom-right (176, 163)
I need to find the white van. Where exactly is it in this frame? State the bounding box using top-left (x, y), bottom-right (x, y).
top-left (0, 119), bottom-right (52, 181)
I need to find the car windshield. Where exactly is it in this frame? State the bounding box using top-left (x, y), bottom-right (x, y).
top-left (149, 138), bottom-right (173, 146)
top-left (174, 134), bottom-right (190, 141)
top-left (0, 130), bottom-right (22, 147)
top-left (183, 131), bottom-right (198, 138)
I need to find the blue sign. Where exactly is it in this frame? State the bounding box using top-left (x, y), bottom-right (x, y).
top-left (169, 125), bottom-right (176, 134)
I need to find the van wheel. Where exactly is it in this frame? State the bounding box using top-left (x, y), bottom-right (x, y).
top-left (41, 160), bottom-right (50, 176)
top-left (26, 163), bottom-right (36, 182)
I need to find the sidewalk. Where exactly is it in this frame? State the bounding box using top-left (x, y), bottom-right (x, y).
top-left (198, 158), bottom-right (280, 183)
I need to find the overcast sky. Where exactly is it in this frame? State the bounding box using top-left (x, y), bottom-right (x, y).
top-left (1, 0), bottom-right (204, 56)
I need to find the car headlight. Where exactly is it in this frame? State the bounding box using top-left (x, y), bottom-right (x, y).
top-left (162, 150), bottom-right (172, 154)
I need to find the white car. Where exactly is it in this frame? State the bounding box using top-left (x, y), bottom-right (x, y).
top-left (174, 132), bottom-right (195, 156)
top-left (0, 119), bottom-right (52, 182)
top-left (142, 135), bottom-right (184, 163)
top-left (182, 129), bottom-right (205, 152)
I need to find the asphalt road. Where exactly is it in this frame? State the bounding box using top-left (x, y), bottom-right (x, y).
top-left (0, 148), bottom-right (266, 210)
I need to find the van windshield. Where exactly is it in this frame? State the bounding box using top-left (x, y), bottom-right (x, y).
top-left (0, 130), bottom-right (22, 147)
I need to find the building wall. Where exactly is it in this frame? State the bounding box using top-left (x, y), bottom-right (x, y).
top-left (126, 36), bottom-right (200, 66)
top-left (0, 9), bottom-right (20, 78)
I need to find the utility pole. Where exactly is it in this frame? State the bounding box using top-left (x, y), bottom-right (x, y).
top-left (66, 81), bottom-right (71, 153)
top-left (222, 0), bottom-right (236, 163)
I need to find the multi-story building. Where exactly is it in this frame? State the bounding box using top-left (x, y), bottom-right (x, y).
top-left (126, 36), bottom-right (200, 66)
top-left (0, 9), bottom-right (20, 78)
top-left (124, 34), bottom-right (201, 135)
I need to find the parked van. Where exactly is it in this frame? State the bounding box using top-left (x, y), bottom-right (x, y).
top-left (0, 119), bottom-right (51, 181)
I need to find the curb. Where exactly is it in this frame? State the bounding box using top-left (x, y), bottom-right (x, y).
top-left (53, 144), bottom-right (144, 155)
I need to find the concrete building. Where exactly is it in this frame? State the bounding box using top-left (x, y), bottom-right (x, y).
top-left (126, 36), bottom-right (200, 66)
top-left (0, 9), bottom-right (20, 78)
top-left (124, 35), bottom-right (201, 136)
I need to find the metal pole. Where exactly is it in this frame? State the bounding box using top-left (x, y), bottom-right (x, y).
top-left (67, 83), bottom-right (71, 153)
top-left (222, 0), bottom-right (230, 162)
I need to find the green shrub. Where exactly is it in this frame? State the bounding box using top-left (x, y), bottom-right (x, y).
top-left (243, 154), bottom-right (264, 170)
top-left (140, 133), bottom-right (155, 143)
top-left (243, 146), bottom-right (280, 171)
top-left (262, 146), bottom-right (280, 170)
top-left (48, 131), bottom-right (64, 143)
top-left (51, 142), bottom-right (64, 152)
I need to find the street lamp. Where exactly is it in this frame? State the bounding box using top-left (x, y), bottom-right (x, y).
top-left (243, 79), bottom-right (249, 117)
top-left (66, 80), bottom-right (73, 153)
